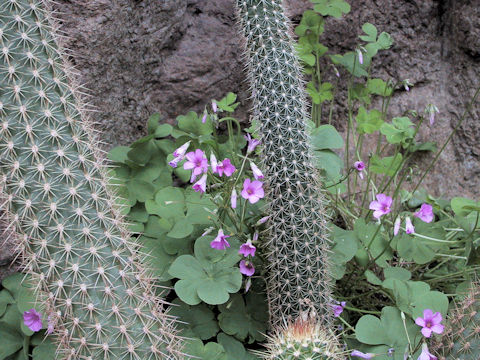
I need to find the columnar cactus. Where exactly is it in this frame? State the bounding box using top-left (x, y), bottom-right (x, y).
top-left (0, 1), bottom-right (183, 359)
top-left (233, 0), bottom-right (334, 327)
top-left (433, 280), bottom-right (480, 360)
top-left (260, 319), bottom-right (343, 360)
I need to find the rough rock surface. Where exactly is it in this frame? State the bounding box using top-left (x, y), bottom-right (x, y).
top-left (1, 0), bottom-right (479, 279)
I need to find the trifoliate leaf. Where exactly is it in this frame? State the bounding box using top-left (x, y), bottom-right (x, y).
top-left (170, 298), bottom-right (219, 340)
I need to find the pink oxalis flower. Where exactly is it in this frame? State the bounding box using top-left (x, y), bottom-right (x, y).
top-left (244, 133), bottom-right (261, 154)
top-left (201, 111), bottom-right (207, 124)
top-left (369, 194), bottom-right (393, 219)
top-left (415, 309), bottom-right (444, 338)
top-left (184, 149), bottom-right (208, 182)
top-left (330, 301), bottom-right (346, 318)
top-left (357, 49), bottom-right (364, 64)
top-left (212, 101), bottom-right (218, 113)
top-left (216, 158), bottom-right (236, 177)
top-left (239, 240), bottom-right (256, 257)
top-left (351, 350), bottom-right (374, 359)
top-left (250, 161), bottom-right (264, 180)
top-left (210, 153), bottom-right (218, 173)
top-left (354, 161), bottom-right (365, 179)
top-left (239, 260), bottom-right (255, 276)
top-left (231, 188), bottom-right (237, 209)
top-left (23, 309), bottom-right (42, 332)
top-left (405, 217), bottom-right (415, 234)
top-left (192, 174), bottom-right (207, 193)
top-left (210, 229), bottom-right (230, 250)
top-left (241, 178), bottom-right (265, 204)
top-left (418, 344), bottom-right (437, 360)
top-left (173, 141), bottom-right (191, 158)
top-left (414, 203), bottom-right (434, 223)
top-left (393, 217), bottom-right (401, 236)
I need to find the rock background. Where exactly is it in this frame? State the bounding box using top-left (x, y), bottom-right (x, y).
top-left (1, 0), bottom-right (479, 279)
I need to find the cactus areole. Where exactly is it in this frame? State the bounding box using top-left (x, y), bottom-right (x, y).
top-left (234, 0), bottom-right (333, 327)
top-left (0, 1), bottom-right (182, 359)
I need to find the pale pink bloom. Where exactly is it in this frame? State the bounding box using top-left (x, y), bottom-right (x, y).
top-left (426, 104), bottom-right (439, 125)
top-left (250, 161), bottom-right (264, 180)
top-left (201, 227), bottom-right (214, 237)
top-left (354, 161), bottom-right (365, 179)
top-left (231, 188), bottom-right (237, 209)
top-left (244, 133), bottom-right (261, 154)
top-left (253, 232), bottom-right (258, 242)
top-left (184, 149), bottom-right (208, 181)
top-left (239, 260), bottom-right (255, 276)
top-left (418, 344), bottom-right (437, 360)
top-left (192, 174), bottom-right (207, 193)
top-left (239, 239), bottom-right (256, 257)
top-left (168, 156), bottom-right (182, 168)
top-left (369, 194), bottom-right (393, 219)
top-left (405, 217), bottom-right (415, 234)
top-left (393, 217), bottom-right (401, 236)
top-left (201, 111), bottom-right (207, 124)
top-left (351, 350), bottom-right (374, 359)
top-left (173, 141), bottom-right (191, 158)
top-left (241, 178), bottom-right (265, 204)
top-left (415, 309), bottom-right (444, 338)
top-left (216, 158), bottom-right (236, 177)
top-left (245, 278), bottom-right (252, 292)
top-left (414, 203), bottom-right (434, 223)
top-left (210, 229), bottom-right (230, 250)
top-left (212, 101), bottom-right (217, 113)
top-left (357, 49), bottom-right (364, 64)
top-left (256, 216), bottom-right (270, 225)
top-left (330, 301), bottom-right (346, 317)
top-left (23, 309), bottom-right (42, 332)
top-left (210, 153), bottom-right (218, 173)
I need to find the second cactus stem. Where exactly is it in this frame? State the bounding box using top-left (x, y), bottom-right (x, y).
top-left (234, 0), bottom-right (334, 328)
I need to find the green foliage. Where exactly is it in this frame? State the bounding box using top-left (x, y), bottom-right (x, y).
top-left (0, 274), bottom-right (55, 360)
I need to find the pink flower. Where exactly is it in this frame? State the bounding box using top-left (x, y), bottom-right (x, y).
top-left (231, 188), bottom-right (237, 209)
top-left (330, 301), bottom-right (346, 317)
top-left (357, 49), bottom-right (364, 65)
top-left (201, 111), bottom-right (207, 124)
top-left (405, 217), bottom-right (415, 234)
top-left (239, 260), bottom-right (255, 276)
top-left (173, 141), bottom-right (191, 158)
top-left (210, 229), bottom-right (230, 250)
top-left (216, 158), bottom-right (236, 177)
top-left (250, 161), bottom-right (264, 180)
top-left (245, 278), bottom-right (252, 292)
top-left (415, 309), bottom-right (444, 338)
top-left (244, 133), bottom-right (261, 154)
top-left (210, 153), bottom-right (218, 173)
top-left (354, 161), bottom-right (365, 179)
top-left (184, 149), bottom-right (208, 181)
top-left (418, 344), bottom-right (437, 360)
top-left (414, 203), bottom-right (434, 223)
top-left (192, 174), bottom-right (207, 193)
top-left (239, 240), bottom-right (256, 257)
top-left (23, 309), bottom-right (42, 332)
top-left (426, 104), bottom-right (439, 126)
top-left (393, 217), bottom-right (401, 236)
top-left (168, 156), bottom-right (182, 168)
top-left (351, 350), bottom-right (374, 359)
top-left (369, 194), bottom-right (393, 219)
top-left (212, 101), bottom-right (217, 113)
top-left (256, 216), bottom-right (270, 225)
top-left (241, 179), bottom-right (265, 204)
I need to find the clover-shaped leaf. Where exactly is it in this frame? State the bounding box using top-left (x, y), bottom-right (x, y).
top-left (169, 237), bottom-right (242, 305)
top-left (217, 333), bottom-right (260, 360)
top-left (177, 111), bottom-right (213, 136)
top-left (312, 0), bottom-right (351, 18)
top-left (356, 107), bottom-right (384, 134)
top-left (295, 10), bottom-right (324, 37)
top-left (183, 338), bottom-right (228, 360)
top-left (169, 298), bottom-right (219, 340)
top-left (218, 293), bottom-right (268, 343)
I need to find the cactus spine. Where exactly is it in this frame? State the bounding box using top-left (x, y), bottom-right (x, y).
top-left (0, 1), bottom-right (182, 359)
top-left (233, 0), bottom-right (334, 328)
top-left (433, 280), bottom-right (480, 360)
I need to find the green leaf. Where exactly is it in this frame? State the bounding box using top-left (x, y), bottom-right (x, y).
top-left (330, 225), bottom-right (358, 279)
top-left (310, 125), bottom-right (344, 150)
top-left (360, 23), bottom-right (377, 42)
top-left (306, 82), bottom-right (333, 104)
top-left (314, 150), bottom-right (343, 179)
top-left (367, 78), bottom-right (393, 96)
top-left (170, 298), bottom-right (219, 340)
top-left (126, 179), bottom-right (155, 202)
top-left (32, 343), bottom-right (56, 360)
top-left (167, 217), bottom-right (194, 238)
top-left (451, 197), bottom-right (480, 217)
top-left (217, 333), bottom-right (260, 360)
top-left (294, 10), bottom-right (324, 37)
top-left (185, 190), bottom-right (217, 225)
top-left (397, 234), bottom-right (436, 264)
top-left (369, 154), bottom-right (403, 176)
top-left (147, 113), bottom-right (161, 134)
top-left (0, 324), bottom-right (23, 358)
top-left (140, 236), bottom-right (176, 281)
top-left (411, 291), bottom-right (449, 320)
top-left (177, 111), bottom-right (213, 136)
top-left (146, 187), bottom-right (185, 219)
top-left (356, 107), bottom-right (384, 134)
top-left (377, 32), bottom-right (393, 49)
top-left (154, 124), bottom-right (173, 138)
top-left (332, 52), bottom-right (368, 77)
top-left (380, 117), bottom-right (414, 144)
top-left (365, 270), bottom-right (382, 285)
top-left (215, 92), bottom-right (239, 113)
top-left (108, 146), bottom-right (131, 163)
top-left (184, 339), bottom-right (229, 360)
top-left (218, 293), bottom-right (268, 343)
top-left (354, 219), bottom-right (392, 267)
top-left (0, 290), bottom-right (14, 317)
top-left (384, 267), bottom-right (411, 281)
top-left (312, 0), bottom-right (351, 18)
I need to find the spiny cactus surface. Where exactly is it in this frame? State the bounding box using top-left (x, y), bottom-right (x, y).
top-left (433, 280), bottom-right (480, 360)
top-left (233, 0), bottom-right (333, 327)
top-left (259, 319), bottom-right (342, 360)
top-left (0, 0), bottom-right (182, 358)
